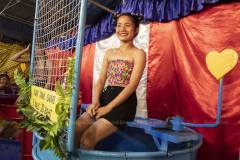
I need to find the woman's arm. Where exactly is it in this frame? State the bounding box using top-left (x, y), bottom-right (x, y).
top-left (95, 49), bottom-right (146, 119)
top-left (44, 60), bottom-right (53, 89)
top-left (11, 44), bottom-right (31, 63)
top-left (92, 50), bottom-right (110, 103)
top-left (86, 50), bottom-right (110, 117)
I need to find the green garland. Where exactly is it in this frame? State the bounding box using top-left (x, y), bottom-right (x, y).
top-left (14, 54), bottom-right (80, 159)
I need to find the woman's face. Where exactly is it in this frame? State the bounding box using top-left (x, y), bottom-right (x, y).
top-left (35, 45), bottom-right (44, 57)
top-left (116, 16), bottom-right (138, 42)
top-left (0, 76), bottom-right (9, 85)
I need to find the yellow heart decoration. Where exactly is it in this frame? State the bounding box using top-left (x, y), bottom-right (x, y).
top-left (21, 63), bottom-right (26, 72)
top-left (206, 49), bottom-right (238, 80)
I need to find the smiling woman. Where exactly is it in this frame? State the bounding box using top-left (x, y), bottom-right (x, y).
top-left (0, 74), bottom-right (13, 94)
top-left (74, 13), bottom-right (146, 150)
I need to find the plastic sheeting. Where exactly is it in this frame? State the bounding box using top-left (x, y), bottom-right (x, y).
top-left (92, 23), bottom-right (150, 118)
top-left (147, 2), bottom-right (240, 160)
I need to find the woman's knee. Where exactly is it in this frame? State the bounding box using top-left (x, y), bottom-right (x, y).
top-left (80, 132), bottom-right (94, 149)
top-left (75, 113), bottom-right (95, 134)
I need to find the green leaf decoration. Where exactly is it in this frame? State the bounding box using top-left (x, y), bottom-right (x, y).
top-left (14, 53), bottom-right (81, 159)
top-left (27, 124), bottom-right (40, 132)
top-left (55, 103), bottom-right (60, 115)
top-left (20, 118), bottom-right (31, 128)
top-left (22, 105), bottom-right (36, 117)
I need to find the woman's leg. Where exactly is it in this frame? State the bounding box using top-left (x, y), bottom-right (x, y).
top-left (80, 118), bottom-right (118, 150)
top-left (74, 112), bottom-right (96, 148)
top-left (14, 94), bottom-right (25, 105)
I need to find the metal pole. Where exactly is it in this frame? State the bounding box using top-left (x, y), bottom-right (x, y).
top-left (67, 0), bottom-right (88, 152)
top-left (181, 77), bottom-right (223, 127)
top-left (30, 0), bottom-right (39, 75)
top-left (0, 13), bottom-right (33, 26)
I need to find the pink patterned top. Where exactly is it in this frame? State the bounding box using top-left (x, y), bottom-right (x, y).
top-left (107, 59), bottom-right (134, 85)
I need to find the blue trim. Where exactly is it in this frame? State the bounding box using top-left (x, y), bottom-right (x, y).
top-left (67, 0), bottom-right (88, 153)
top-left (32, 144), bottom-right (41, 160)
top-left (30, 0), bottom-right (39, 76)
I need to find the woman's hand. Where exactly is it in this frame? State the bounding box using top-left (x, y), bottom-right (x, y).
top-left (86, 101), bottom-right (101, 117)
top-left (0, 83), bottom-right (6, 88)
top-left (95, 106), bottom-right (111, 120)
top-left (26, 43), bottom-right (31, 51)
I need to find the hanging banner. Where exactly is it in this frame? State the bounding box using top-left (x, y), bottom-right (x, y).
top-left (30, 85), bottom-right (59, 121)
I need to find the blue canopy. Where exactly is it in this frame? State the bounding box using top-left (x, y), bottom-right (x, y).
top-left (0, 0), bottom-right (236, 43)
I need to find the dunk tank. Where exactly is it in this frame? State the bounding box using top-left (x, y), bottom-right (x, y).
top-left (26, 0), bottom-right (238, 160)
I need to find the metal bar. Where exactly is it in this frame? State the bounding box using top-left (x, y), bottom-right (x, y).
top-left (0, 35), bottom-right (23, 43)
top-left (19, 0), bottom-right (36, 8)
top-left (0, 0), bottom-right (13, 15)
top-left (160, 139), bottom-right (168, 151)
top-left (4, 1), bottom-right (20, 11)
top-left (152, 135), bottom-right (161, 151)
top-left (181, 77), bottom-right (224, 127)
top-left (30, 0), bottom-right (39, 75)
top-left (0, 13), bottom-right (33, 26)
top-left (88, 0), bottom-right (116, 15)
top-left (67, 0), bottom-right (88, 152)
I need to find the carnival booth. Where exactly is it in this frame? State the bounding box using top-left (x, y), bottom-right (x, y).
top-left (1, 0), bottom-right (240, 160)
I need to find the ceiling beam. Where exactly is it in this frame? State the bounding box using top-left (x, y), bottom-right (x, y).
top-left (0, 13), bottom-right (33, 26)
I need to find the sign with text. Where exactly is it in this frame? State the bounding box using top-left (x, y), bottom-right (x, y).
top-left (30, 85), bottom-right (59, 121)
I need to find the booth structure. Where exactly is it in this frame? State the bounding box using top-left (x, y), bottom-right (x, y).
top-left (32, 104), bottom-right (203, 160)
top-left (1, 0), bottom-right (239, 160)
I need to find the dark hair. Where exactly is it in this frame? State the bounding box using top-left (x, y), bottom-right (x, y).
top-left (115, 13), bottom-right (143, 37)
top-left (0, 74), bottom-right (9, 81)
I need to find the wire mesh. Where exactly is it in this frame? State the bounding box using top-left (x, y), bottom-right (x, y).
top-left (32, 0), bottom-right (81, 91)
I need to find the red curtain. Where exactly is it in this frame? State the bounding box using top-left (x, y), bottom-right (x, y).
top-left (147, 2), bottom-right (240, 160)
top-left (79, 43), bottom-right (96, 104)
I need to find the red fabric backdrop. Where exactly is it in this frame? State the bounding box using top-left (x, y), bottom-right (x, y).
top-left (79, 42), bottom-right (96, 104)
top-left (147, 2), bottom-right (240, 160)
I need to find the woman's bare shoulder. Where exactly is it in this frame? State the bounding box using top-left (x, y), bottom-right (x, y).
top-left (133, 48), bottom-right (146, 57)
top-left (106, 48), bottom-right (118, 54)
top-left (104, 48), bottom-right (118, 59)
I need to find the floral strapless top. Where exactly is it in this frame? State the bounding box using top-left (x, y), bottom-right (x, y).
top-left (107, 59), bottom-right (134, 85)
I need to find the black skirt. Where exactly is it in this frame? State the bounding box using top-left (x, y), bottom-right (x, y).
top-left (98, 86), bottom-right (137, 131)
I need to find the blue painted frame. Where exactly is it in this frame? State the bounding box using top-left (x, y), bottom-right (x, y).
top-left (67, 0), bottom-right (88, 153)
top-left (30, 0), bottom-right (39, 75)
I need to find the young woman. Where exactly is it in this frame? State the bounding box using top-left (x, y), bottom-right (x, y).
top-left (0, 73), bottom-right (13, 94)
top-left (0, 73), bottom-right (13, 137)
top-left (74, 13), bottom-right (146, 150)
top-left (13, 44), bottom-right (53, 105)
top-left (33, 44), bottom-right (53, 89)
top-left (11, 43), bottom-right (53, 89)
